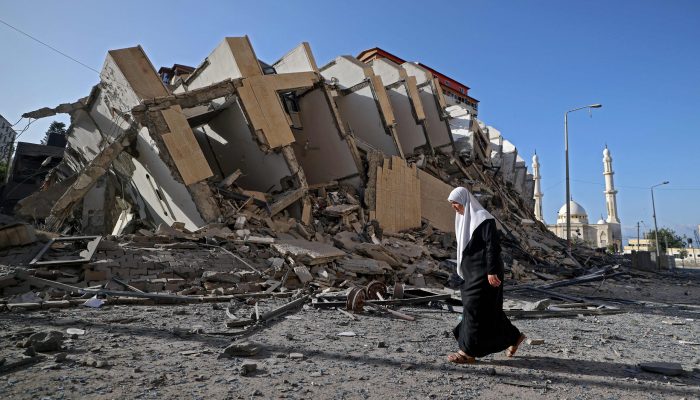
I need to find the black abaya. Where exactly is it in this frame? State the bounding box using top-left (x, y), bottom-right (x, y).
top-left (452, 219), bottom-right (521, 358)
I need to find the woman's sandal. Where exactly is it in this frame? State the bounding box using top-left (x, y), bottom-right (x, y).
top-left (447, 351), bottom-right (476, 364)
top-left (505, 334), bottom-right (526, 357)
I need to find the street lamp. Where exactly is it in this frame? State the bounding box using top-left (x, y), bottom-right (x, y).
top-left (564, 103), bottom-right (602, 250)
top-left (636, 220), bottom-right (643, 251)
top-left (651, 180), bottom-right (669, 268)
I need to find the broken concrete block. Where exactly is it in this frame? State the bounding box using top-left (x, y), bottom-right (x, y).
top-left (234, 216), bottom-right (247, 230)
top-left (271, 239), bottom-right (346, 265)
top-left (201, 271), bottom-right (241, 284)
top-left (220, 341), bottom-right (260, 358)
top-left (293, 265), bottom-right (313, 284)
top-left (354, 243), bottom-right (401, 267)
top-left (323, 204), bottom-right (359, 217)
top-left (523, 299), bottom-right (550, 311)
top-left (21, 331), bottom-right (64, 352)
top-left (235, 229), bottom-right (251, 239)
top-left (332, 231), bottom-right (361, 251)
top-left (526, 338), bottom-right (545, 345)
top-left (240, 362), bottom-right (257, 376)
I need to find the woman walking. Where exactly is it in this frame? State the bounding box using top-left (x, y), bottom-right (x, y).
top-left (446, 187), bottom-right (525, 364)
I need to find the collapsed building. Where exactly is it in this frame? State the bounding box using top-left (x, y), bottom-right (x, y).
top-left (0, 36), bottom-right (620, 302)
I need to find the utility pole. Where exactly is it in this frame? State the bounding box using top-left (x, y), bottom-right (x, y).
top-left (637, 221), bottom-right (641, 251)
top-left (650, 181), bottom-right (669, 269)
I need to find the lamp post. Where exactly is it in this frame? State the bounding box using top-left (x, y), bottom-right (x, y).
top-left (636, 220), bottom-right (643, 251)
top-left (564, 103), bottom-right (602, 250)
top-left (651, 180), bottom-right (669, 268)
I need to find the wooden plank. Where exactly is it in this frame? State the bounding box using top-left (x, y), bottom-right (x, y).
top-left (431, 77), bottom-right (447, 110)
top-left (268, 188), bottom-right (304, 216)
top-left (226, 36), bottom-right (263, 77)
top-left (235, 82), bottom-right (271, 145)
top-left (369, 75), bottom-right (396, 126)
top-left (108, 46), bottom-right (168, 100)
top-left (237, 73), bottom-right (316, 149)
top-left (417, 170), bottom-right (455, 232)
top-left (160, 105), bottom-right (214, 185)
top-left (219, 169), bottom-right (242, 188)
top-left (374, 157), bottom-right (421, 233)
top-left (267, 72), bottom-right (318, 91)
top-left (405, 76), bottom-right (426, 121)
top-left (251, 77), bottom-right (295, 148)
top-left (301, 199), bottom-right (312, 225)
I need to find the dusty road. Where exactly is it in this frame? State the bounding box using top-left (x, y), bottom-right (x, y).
top-left (1, 269), bottom-right (698, 400)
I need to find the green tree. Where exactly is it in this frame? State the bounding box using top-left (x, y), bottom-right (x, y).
top-left (644, 227), bottom-right (684, 253)
top-left (40, 121), bottom-right (66, 145)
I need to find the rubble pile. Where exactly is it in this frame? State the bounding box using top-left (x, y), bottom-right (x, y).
top-left (0, 35), bottom-right (623, 307)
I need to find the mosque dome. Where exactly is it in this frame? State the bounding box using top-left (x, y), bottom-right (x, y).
top-left (557, 200), bottom-right (589, 224)
top-left (558, 200), bottom-right (587, 217)
top-left (597, 218), bottom-right (606, 225)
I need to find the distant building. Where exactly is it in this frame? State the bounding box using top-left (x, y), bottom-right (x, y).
top-left (623, 238), bottom-right (653, 253)
top-left (540, 147), bottom-right (622, 250)
top-left (157, 64), bottom-right (195, 87)
top-left (0, 114), bottom-right (17, 162)
top-left (0, 142), bottom-right (64, 213)
top-left (356, 47), bottom-right (479, 116)
top-left (667, 247), bottom-right (700, 263)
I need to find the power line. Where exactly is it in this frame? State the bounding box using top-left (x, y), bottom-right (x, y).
top-left (0, 17), bottom-right (101, 75)
top-left (572, 179), bottom-right (700, 191)
top-left (543, 179), bottom-right (563, 191)
top-left (0, 17), bottom-right (137, 145)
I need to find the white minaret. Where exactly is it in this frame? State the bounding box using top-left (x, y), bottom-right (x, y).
top-left (532, 153), bottom-right (544, 223)
top-left (603, 146), bottom-right (620, 223)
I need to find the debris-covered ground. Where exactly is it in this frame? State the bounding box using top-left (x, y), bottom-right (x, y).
top-left (1, 266), bottom-right (698, 399)
top-left (0, 33), bottom-right (695, 400)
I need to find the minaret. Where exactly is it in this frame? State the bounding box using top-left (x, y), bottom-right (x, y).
top-left (603, 146), bottom-right (620, 223)
top-left (532, 153), bottom-right (544, 223)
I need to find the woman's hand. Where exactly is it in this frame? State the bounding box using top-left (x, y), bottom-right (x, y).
top-left (487, 274), bottom-right (501, 287)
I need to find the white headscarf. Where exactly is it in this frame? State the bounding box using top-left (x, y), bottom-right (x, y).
top-left (448, 187), bottom-right (494, 278)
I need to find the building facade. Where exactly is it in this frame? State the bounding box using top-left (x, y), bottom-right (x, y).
top-left (0, 114), bottom-right (17, 163)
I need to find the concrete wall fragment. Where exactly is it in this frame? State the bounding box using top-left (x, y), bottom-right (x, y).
top-left (273, 44), bottom-right (363, 188)
top-left (368, 155), bottom-right (421, 233)
top-left (370, 59), bottom-right (430, 156)
top-left (501, 139), bottom-right (517, 185)
top-left (59, 46), bottom-right (216, 232)
top-left (401, 62), bottom-right (454, 153)
top-left (176, 37), bottom-right (315, 200)
top-left (418, 169), bottom-right (455, 232)
top-left (320, 56), bottom-right (403, 158)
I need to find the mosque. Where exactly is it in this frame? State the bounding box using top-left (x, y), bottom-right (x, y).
top-left (532, 147), bottom-right (622, 251)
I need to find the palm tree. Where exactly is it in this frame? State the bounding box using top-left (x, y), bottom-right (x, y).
top-left (41, 121), bottom-right (66, 145)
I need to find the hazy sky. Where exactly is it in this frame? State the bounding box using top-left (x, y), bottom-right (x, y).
top-left (1, 0), bottom-right (698, 242)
